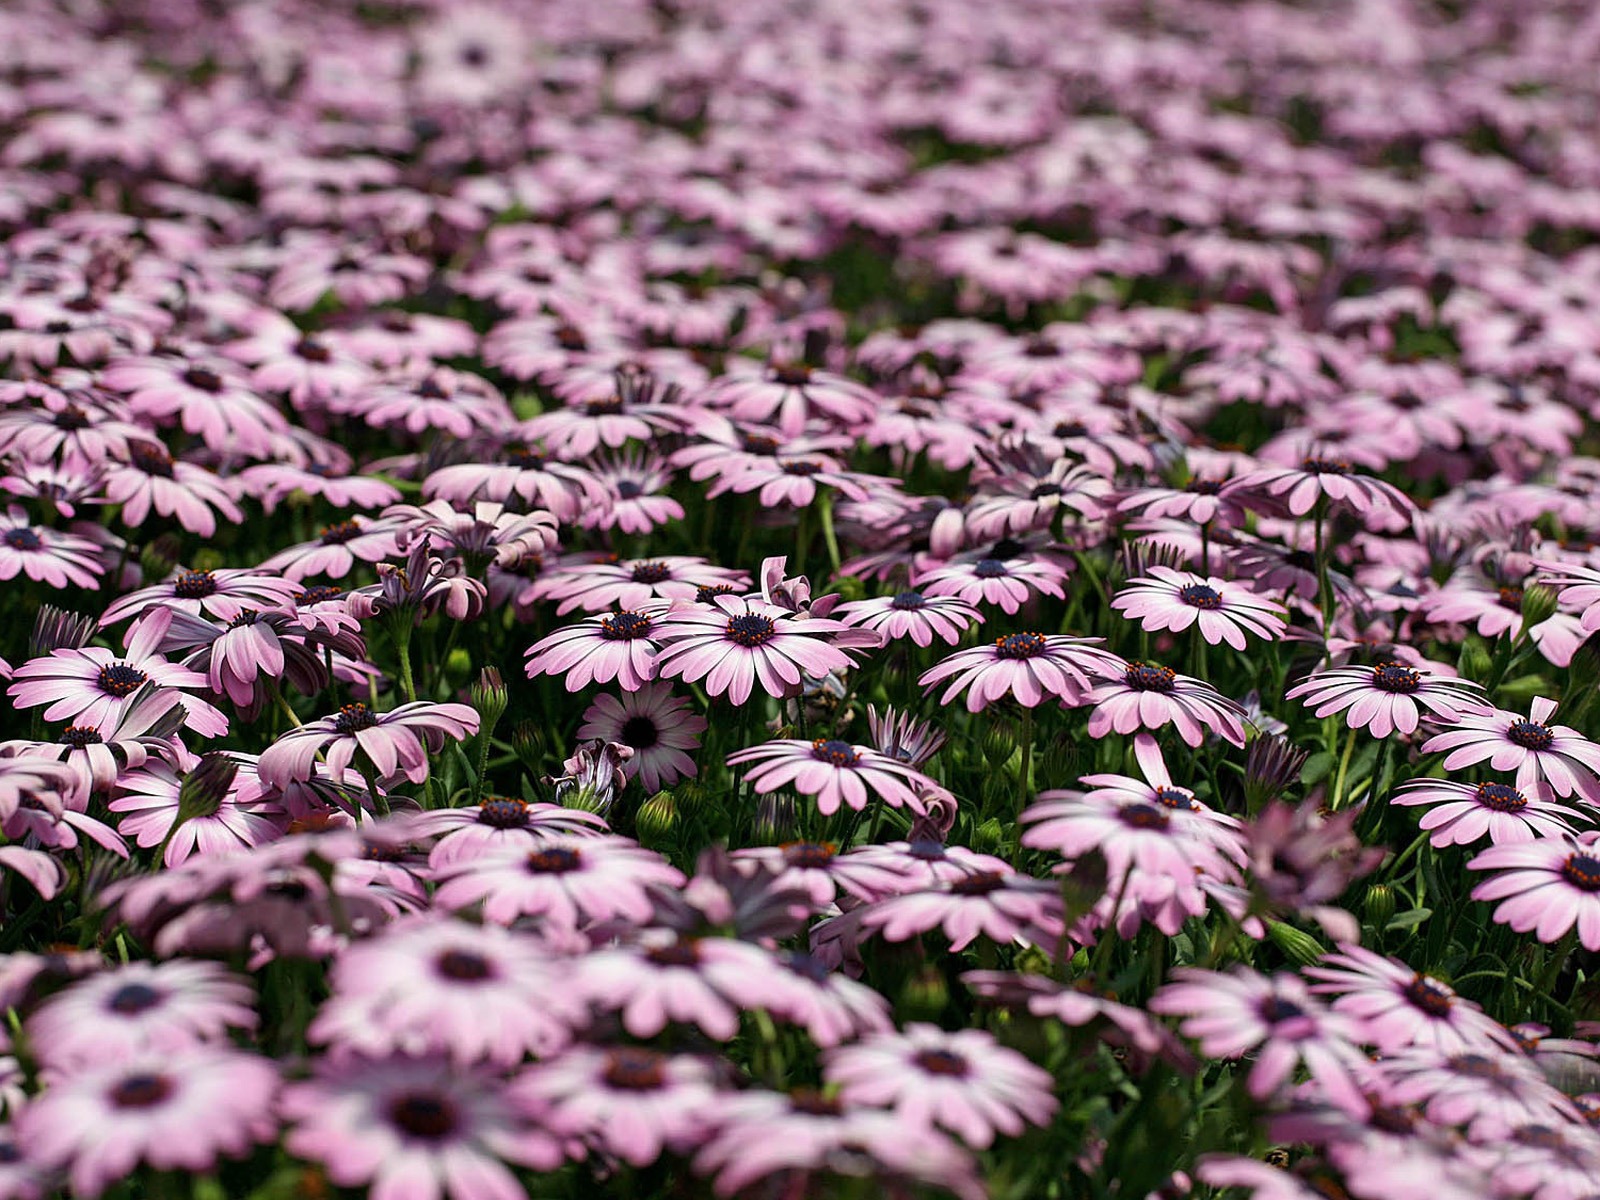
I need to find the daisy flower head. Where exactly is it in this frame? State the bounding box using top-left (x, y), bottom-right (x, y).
top-left (918, 632), bottom-right (1121, 713)
top-left (853, 867), bottom-right (1065, 953)
top-left (257, 701), bottom-right (480, 788)
top-left (1236, 455), bottom-right (1416, 530)
top-left (282, 1054), bottom-right (563, 1200)
top-left (1286, 661), bottom-right (1485, 739)
top-left (1304, 945), bottom-right (1518, 1054)
top-left (576, 683), bottom-right (706, 793)
top-left (429, 835), bottom-right (683, 929)
top-left (914, 547), bottom-right (1070, 616)
top-left (24, 959), bottom-right (257, 1071)
top-left (832, 589), bottom-right (983, 647)
top-left (1422, 696), bottom-right (1600, 802)
top-left (107, 761), bottom-right (287, 867)
top-left (1085, 658), bottom-right (1248, 747)
top-left (1392, 778), bottom-right (1581, 847)
top-left (727, 737), bottom-right (935, 817)
top-left (1112, 566), bottom-right (1288, 649)
top-left (823, 1023), bottom-right (1057, 1149)
top-left (409, 796), bottom-right (610, 868)
top-left (0, 505), bottom-right (106, 589)
top-left (17, 1047), bottom-right (279, 1198)
top-left (1469, 835), bottom-right (1600, 951)
top-left (575, 934), bottom-right (780, 1041)
top-left (524, 606), bottom-right (666, 693)
top-left (655, 594), bottom-right (876, 706)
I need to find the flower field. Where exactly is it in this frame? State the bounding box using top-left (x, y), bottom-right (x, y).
top-left (5, 0), bottom-right (1600, 1197)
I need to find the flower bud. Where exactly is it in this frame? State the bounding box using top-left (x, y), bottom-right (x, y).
top-left (1362, 883), bottom-right (1396, 929)
top-left (29, 605), bottom-right (97, 657)
top-left (1265, 920), bottom-right (1326, 967)
top-left (176, 753), bottom-right (239, 825)
top-left (982, 725), bottom-right (1015, 769)
top-left (190, 547), bottom-right (225, 573)
top-left (635, 791), bottom-right (677, 847)
top-left (139, 534), bottom-right (182, 583)
top-left (1059, 848), bottom-right (1108, 926)
top-left (972, 817), bottom-right (1005, 855)
top-left (510, 720), bottom-right (542, 765)
top-left (1456, 637), bottom-right (1493, 683)
top-left (899, 967), bottom-right (949, 1020)
top-left (1244, 733), bottom-right (1310, 813)
top-left (471, 667), bottom-right (508, 733)
top-left (1520, 583), bottom-right (1560, 629)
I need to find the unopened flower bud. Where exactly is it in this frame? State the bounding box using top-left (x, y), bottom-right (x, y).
top-left (510, 720), bottom-right (542, 765)
top-left (471, 667), bottom-right (508, 733)
top-left (1265, 920), bottom-right (1326, 967)
top-left (1520, 583), bottom-right (1560, 629)
top-left (635, 791), bottom-right (677, 847)
top-left (139, 534), bottom-right (182, 582)
top-left (982, 725), bottom-right (1015, 769)
top-left (1456, 637), bottom-right (1494, 684)
top-left (972, 817), bottom-right (1004, 855)
top-left (29, 605), bottom-right (97, 657)
top-left (190, 548), bottom-right (225, 573)
top-left (1245, 733), bottom-right (1310, 813)
top-left (176, 753), bottom-right (239, 825)
top-left (1363, 883), bottom-right (1396, 929)
top-left (1059, 848), bottom-right (1108, 926)
top-left (900, 966), bottom-right (949, 1020)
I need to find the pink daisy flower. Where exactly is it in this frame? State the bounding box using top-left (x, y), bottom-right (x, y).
top-left (1469, 835), bottom-right (1600, 950)
top-left (1422, 697), bottom-right (1600, 802)
top-left (102, 441), bottom-right (242, 537)
top-left (1236, 457), bottom-right (1416, 528)
top-left (257, 701), bottom-right (480, 788)
top-left (576, 684), bottom-right (705, 793)
top-left (727, 737), bottom-right (934, 816)
top-left (1149, 968), bottom-right (1369, 1114)
top-left (728, 842), bottom-right (910, 907)
top-left (705, 452), bottom-right (877, 509)
top-left (424, 444), bottom-right (606, 521)
top-left (832, 589), bottom-right (983, 647)
top-left (1392, 778), bottom-right (1581, 847)
top-left (1085, 659), bottom-right (1247, 747)
top-left (704, 360), bottom-right (879, 437)
top-left (108, 763), bottom-right (288, 867)
top-left (824, 1023), bottom-right (1057, 1149)
top-left (409, 797), bottom-right (610, 868)
top-left (0, 506), bottom-right (106, 589)
top-left (919, 633), bottom-right (1120, 713)
top-left (17, 1047), bottom-right (279, 1199)
top-left (511, 1047), bottom-right (720, 1167)
top-left (282, 1055), bottom-right (563, 1200)
top-left (1112, 566), bottom-right (1288, 649)
top-left (260, 515), bottom-right (405, 583)
top-left (524, 607), bottom-right (666, 694)
top-left (655, 595), bottom-right (875, 706)
top-left (1304, 945), bottom-right (1518, 1054)
top-left (1378, 1048), bottom-right (1575, 1139)
top-left (575, 935), bottom-right (779, 1041)
top-left (25, 960), bottom-right (257, 1071)
top-left (1285, 661), bottom-right (1484, 739)
top-left (99, 567), bottom-right (299, 627)
top-left (430, 836), bottom-right (683, 929)
top-left (853, 868), bottom-right (1065, 953)
top-left (915, 551), bottom-right (1069, 616)
top-left (310, 917), bottom-right (584, 1064)
top-left (585, 450), bottom-right (686, 535)
top-left (529, 556), bottom-right (747, 616)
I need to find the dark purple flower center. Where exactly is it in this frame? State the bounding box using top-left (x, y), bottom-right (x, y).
top-left (1154, 787), bottom-right (1195, 810)
top-left (972, 558), bottom-right (1009, 578)
top-left (1561, 853), bottom-right (1600, 892)
top-left (297, 585), bottom-right (344, 606)
top-left (789, 1089), bottom-right (842, 1116)
top-left (1028, 482), bottom-right (1061, 499)
top-left (1475, 782), bottom-right (1527, 812)
top-left (53, 404), bottom-right (91, 430)
top-left (913, 1049), bottom-right (970, 1077)
top-left (741, 432), bottom-right (780, 455)
top-left (107, 983), bottom-right (163, 1014)
top-left (726, 613), bottom-right (776, 647)
top-left (783, 840), bottom-right (837, 868)
top-left (526, 846), bottom-right (581, 873)
top-left (477, 797), bottom-right (530, 828)
top-left (890, 590), bottom-right (926, 610)
top-left (647, 939), bottom-right (702, 967)
top-left (600, 611), bottom-right (652, 640)
top-left (1301, 458), bottom-right (1352, 475)
top-left (62, 725), bottom-right (103, 748)
top-left (620, 715), bottom-right (660, 749)
top-left (333, 703), bottom-right (378, 734)
top-left (1447, 1053), bottom-right (1504, 1081)
top-left (388, 1092), bottom-right (459, 1141)
top-left (172, 569), bottom-right (217, 598)
top-left (811, 739), bottom-right (860, 767)
top-left (110, 1073), bottom-right (174, 1109)
top-left (435, 949), bottom-right (495, 982)
top-left (771, 364), bottom-right (813, 386)
top-left (417, 378), bottom-right (449, 400)
top-left (294, 337), bottom-right (332, 362)
top-left (616, 479), bottom-right (644, 499)
top-left (1120, 803), bottom-right (1171, 831)
top-left (1179, 583), bottom-right (1223, 609)
top-left (1124, 661), bottom-right (1176, 692)
top-left (1497, 587), bottom-right (1525, 612)
top-left (97, 663), bottom-right (147, 697)
top-left (129, 442), bottom-right (175, 477)
top-left (995, 632), bottom-right (1046, 659)
top-left (320, 520), bottom-right (360, 544)
top-left (782, 459), bottom-right (823, 477)
top-left (630, 561), bottom-right (671, 584)
top-left (1403, 973), bottom-right (1455, 1017)
top-left (1023, 336), bottom-right (1059, 358)
top-left (555, 325), bottom-right (587, 351)
top-left (696, 583), bottom-right (739, 602)
top-left (949, 870), bottom-right (1005, 896)
top-left (1187, 479), bottom-right (1222, 494)
top-left (603, 1049), bottom-right (667, 1091)
top-left (506, 446), bottom-right (546, 470)
top-left (1507, 720), bottom-right (1554, 751)
top-left (2, 527), bottom-right (41, 551)
top-left (1370, 661), bottom-right (1420, 694)
top-left (229, 609), bottom-right (260, 628)
top-left (782, 951), bottom-right (832, 983)
top-left (1259, 997), bottom-right (1305, 1023)
top-left (181, 365), bottom-right (224, 393)
top-left (379, 311), bottom-right (413, 332)
top-left (584, 396), bottom-right (624, 416)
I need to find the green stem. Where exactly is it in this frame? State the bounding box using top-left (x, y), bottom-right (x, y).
top-left (1329, 724), bottom-right (1358, 811)
top-left (391, 619), bottom-right (418, 705)
top-left (817, 488), bottom-right (842, 580)
top-left (1017, 705), bottom-right (1034, 813)
top-left (356, 756), bottom-right (389, 819)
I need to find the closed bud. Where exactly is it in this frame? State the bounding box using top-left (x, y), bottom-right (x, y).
top-left (471, 667), bottom-right (508, 732)
top-left (1039, 735), bottom-right (1084, 788)
top-left (139, 534), bottom-right (182, 583)
top-left (753, 793), bottom-right (797, 844)
top-left (30, 605), bottom-right (97, 657)
top-left (1456, 637), bottom-right (1493, 684)
top-left (510, 720), bottom-right (542, 765)
top-left (190, 548), bottom-right (225, 573)
top-left (1363, 883), bottom-right (1396, 928)
top-left (446, 647), bottom-right (473, 681)
top-left (1245, 733), bottom-right (1310, 813)
top-left (635, 791), bottom-right (677, 846)
top-left (972, 817), bottom-right (1004, 855)
top-left (673, 779), bottom-right (708, 819)
top-left (830, 575), bottom-right (867, 603)
top-left (982, 725), bottom-right (1015, 769)
top-left (899, 966), bottom-right (949, 1020)
top-left (176, 754), bottom-right (239, 825)
top-left (1265, 920), bottom-right (1326, 967)
top-left (1059, 848), bottom-right (1109, 926)
top-left (1520, 583), bottom-right (1559, 629)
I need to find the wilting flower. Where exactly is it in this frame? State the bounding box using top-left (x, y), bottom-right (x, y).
top-left (546, 739), bottom-right (633, 816)
top-left (1286, 661), bottom-right (1485, 738)
top-left (919, 633), bottom-right (1120, 713)
top-left (1392, 778), bottom-right (1582, 847)
top-left (282, 1055), bottom-right (563, 1200)
top-left (866, 705), bottom-right (947, 767)
top-left (728, 737), bottom-right (935, 816)
top-left (824, 1024), bottom-right (1057, 1149)
top-left (16, 1048), bottom-right (279, 1198)
top-left (1112, 566), bottom-right (1288, 649)
top-left (347, 536), bottom-right (486, 623)
top-left (1469, 835), bottom-right (1600, 950)
top-left (258, 701), bottom-right (480, 787)
top-left (1422, 696), bottom-right (1600, 802)
top-left (576, 684), bottom-right (706, 793)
